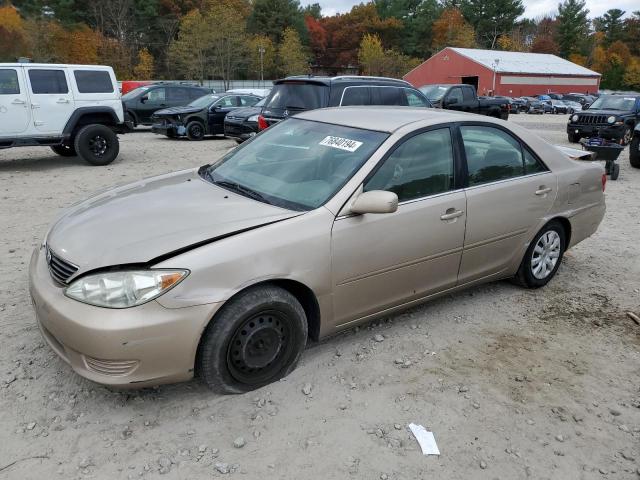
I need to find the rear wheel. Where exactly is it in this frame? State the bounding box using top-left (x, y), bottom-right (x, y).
top-left (513, 221), bottom-right (566, 289)
top-left (74, 124), bottom-right (119, 166)
top-left (186, 121), bottom-right (205, 141)
top-left (630, 136), bottom-right (640, 168)
top-left (568, 132), bottom-right (580, 143)
top-left (50, 144), bottom-right (77, 157)
top-left (197, 285), bottom-right (308, 394)
top-left (610, 162), bottom-right (620, 180)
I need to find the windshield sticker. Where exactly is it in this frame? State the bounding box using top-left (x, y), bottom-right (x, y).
top-left (319, 136), bottom-right (363, 152)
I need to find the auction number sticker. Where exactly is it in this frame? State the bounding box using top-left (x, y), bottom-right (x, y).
top-left (319, 136), bottom-right (363, 152)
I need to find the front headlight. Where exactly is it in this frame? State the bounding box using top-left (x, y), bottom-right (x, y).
top-left (571, 114), bottom-right (578, 122)
top-left (65, 269), bottom-right (188, 308)
top-left (607, 116), bottom-right (616, 124)
top-left (247, 114), bottom-right (259, 122)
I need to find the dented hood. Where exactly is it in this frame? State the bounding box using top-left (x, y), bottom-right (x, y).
top-left (46, 169), bottom-right (298, 272)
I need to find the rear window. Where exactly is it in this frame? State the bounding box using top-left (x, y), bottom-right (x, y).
top-left (29, 69), bottom-right (68, 94)
top-left (341, 86), bottom-right (370, 106)
top-left (265, 82), bottom-right (329, 111)
top-left (73, 70), bottom-right (113, 93)
top-left (0, 69), bottom-right (19, 94)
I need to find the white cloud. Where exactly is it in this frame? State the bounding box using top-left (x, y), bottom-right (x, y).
top-left (299, 0), bottom-right (637, 18)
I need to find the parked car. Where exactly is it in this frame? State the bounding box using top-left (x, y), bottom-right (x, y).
top-left (151, 93), bottom-right (262, 140)
top-left (510, 97), bottom-right (528, 113)
top-left (122, 83), bottom-right (211, 127)
top-left (567, 94), bottom-right (640, 144)
top-left (548, 99), bottom-right (569, 114)
top-left (630, 124), bottom-right (640, 168)
top-left (30, 107), bottom-right (606, 392)
top-left (564, 93), bottom-right (596, 109)
top-left (223, 97), bottom-right (266, 143)
top-left (0, 63), bottom-right (130, 165)
top-left (527, 99), bottom-right (545, 114)
top-left (562, 100), bottom-right (582, 114)
top-left (226, 88), bottom-right (271, 97)
top-left (420, 84), bottom-right (509, 119)
top-left (258, 76), bottom-right (431, 129)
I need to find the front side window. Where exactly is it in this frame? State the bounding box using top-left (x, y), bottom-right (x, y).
top-left (365, 128), bottom-right (454, 202)
top-left (146, 88), bottom-right (166, 102)
top-left (203, 118), bottom-right (388, 210)
top-left (462, 87), bottom-right (475, 102)
top-left (341, 87), bottom-right (370, 106)
top-left (460, 125), bottom-right (546, 186)
top-left (29, 69), bottom-right (68, 94)
top-left (0, 69), bottom-right (19, 94)
top-left (448, 88), bottom-right (464, 104)
top-left (240, 96), bottom-right (260, 106)
top-left (214, 96), bottom-right (236, 108)
top-left (73, 70), bottom-right (113, 93)
top-left (405, 89), bottom-right (429, 107)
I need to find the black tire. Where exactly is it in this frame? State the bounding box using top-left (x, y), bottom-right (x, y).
top-left (630, 136), bottom-right (640, 169)
top-left (610, 162), bottom-right (620, 180)
top-left (124, 112), bottom-right (136, 128)
top-left (186, 121), bottom-right (205, 141)
top-left (568, 132), bottom-right (580, 143)
top-left (513, 220), bottom-right (566, 289)
top-left (74, 124), bottom-right (119, 166)
top-left (620, 126), bottom-right (632, 146)
top-left (197, 285), bottom-right (308, 394)
top-left (50, 144), bottom-right (77, 157)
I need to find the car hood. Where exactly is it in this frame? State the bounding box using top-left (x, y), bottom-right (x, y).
top-left (225, 106), bottom-right (261, 120)
top-left (46, 169), bottom-right (299, 272)
top-left (152, 106), bottom-right (204, 117)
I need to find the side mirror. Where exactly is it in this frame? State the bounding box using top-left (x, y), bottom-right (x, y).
top-left (140, 95), bottom-right (148, 103)
top-left (444, 97), bottom-right (458, 106)
top-left (350, 190), bottom-right (398, 215)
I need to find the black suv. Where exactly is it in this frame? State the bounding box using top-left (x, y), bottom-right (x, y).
top-left (122, 83), bottom-right (211, 127)
top-left (258, 76), bottom-right (431, 129)
top-left (567, 94), bottom-right (640, 144)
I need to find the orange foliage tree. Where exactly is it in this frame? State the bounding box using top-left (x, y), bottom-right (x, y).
top-left (431, 8), bottom-right (476, 51)
top-left (0, 5), bottom-right (27, 61)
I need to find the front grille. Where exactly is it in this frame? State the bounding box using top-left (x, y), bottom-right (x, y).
top-left (84, 356), bottom-right (139, 377)
top-left (46, 247), bottom-right (78, 285)
top-left (577, 114), bottom-right (607, 125)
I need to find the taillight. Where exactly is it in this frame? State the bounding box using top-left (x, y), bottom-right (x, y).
top-left (601, 173), bottom-right (606, 191)
top-left (258, 115), bottom-right (268, 131)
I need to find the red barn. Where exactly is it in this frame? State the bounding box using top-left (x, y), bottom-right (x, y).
top-left (404, 47), bottom-right (601, 97)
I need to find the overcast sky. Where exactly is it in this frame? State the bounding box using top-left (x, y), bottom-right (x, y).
top-left (304, 0), bottom-right (638, 19)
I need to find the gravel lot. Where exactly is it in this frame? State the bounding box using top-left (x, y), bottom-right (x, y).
top-left (1, 116), bottom-right (639, 480)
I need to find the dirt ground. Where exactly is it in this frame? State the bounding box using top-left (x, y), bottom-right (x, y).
top-left (1, 115), bottom-right (639, 480)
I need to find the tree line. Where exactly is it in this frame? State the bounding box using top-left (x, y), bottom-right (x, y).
top-left (0, 0), bottom-right (639, 90)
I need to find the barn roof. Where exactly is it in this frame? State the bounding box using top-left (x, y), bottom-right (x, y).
top-left (449, 48), bottom-right (601, 77)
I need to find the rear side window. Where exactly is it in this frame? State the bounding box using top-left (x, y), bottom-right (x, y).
top-left (73, 70), bottom-right (113, 93)
top-left (167, 87), bottom-right (190, 101)
top-left (0, 69), bottom-right (19, 94)
top-left (460, 125), bottom-right (547, 186)
top-left (371, 87), bottom-right (407, 106)
top-left (341, 86), bottom-right (370, 106)
top-left (239, 95), bottom-right (260, 106)
top-left (404, 89), bottom-right (429, 107)
top-left (29, 69), bottom-right (68, 94)
top-left (265, 83), bottom-right (329, 110)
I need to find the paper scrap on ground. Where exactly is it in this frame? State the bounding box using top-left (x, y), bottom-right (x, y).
top-left (408, 423), bottom-right (440, 455)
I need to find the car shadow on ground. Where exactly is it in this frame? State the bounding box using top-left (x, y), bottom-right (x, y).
top-left (0, 154), bottom-right (90, 172)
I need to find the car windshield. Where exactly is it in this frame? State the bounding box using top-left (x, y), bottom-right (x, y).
top-left (264, 82), bottom-right (329, 111)
top-left (189, 94), bottom-right (221, 108)
top-left (588, 96), bottom-right (636, 111)
top-left (121, 86), bottom-right (148, 100)
top-left (201, 118), bottom-right (389, 210)
top-left (419, 85), bottom-right (449, 101)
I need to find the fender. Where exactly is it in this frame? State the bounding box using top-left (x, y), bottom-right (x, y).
top-left (63, 107), bottom-right (120, 136)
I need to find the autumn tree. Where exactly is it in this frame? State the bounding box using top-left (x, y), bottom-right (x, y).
top-left (305, 14), bottom-right (327, 61)
top-left (530, 37), bottom-right (560, 54)
top-left (278, 27), bottom-right (308, 76)
top-left (358, 33), bottom-right (386, 75)
top-left (247, 35), bottom-right (277, 80)
top-left (168, 10), bottom-right (211, 83)
top-left (0, 5), bottom-right (27, 61)
top-left (625, 12), bottom-right (640, 56)
top-left (623, 58), bottom-right (640, 89)
top-left (556, 0), bottom-right (589, 58)
top-left (431, 8), bottom-right (476, 51)
top-left (595, 9), bottom-right (626, 46)
top-left (133, 48), bottom-right (155, 79)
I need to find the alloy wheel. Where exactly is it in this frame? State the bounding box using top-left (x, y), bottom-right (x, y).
top-left (88, 135), bottom-right (108, 157)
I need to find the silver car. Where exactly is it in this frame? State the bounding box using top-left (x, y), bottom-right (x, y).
top-left (29, 107), bottom-right (606, 393)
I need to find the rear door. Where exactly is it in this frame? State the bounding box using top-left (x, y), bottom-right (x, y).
top-left (167, 87), bottom-right (191, 108)
top-left (26, 67), bottom-right (74, 134)
top-left (0, 66), bottom-right (30, 135)
top-left (457, 124), bottom-right (556, 284)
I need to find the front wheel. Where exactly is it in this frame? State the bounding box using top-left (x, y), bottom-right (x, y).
top-left (50, 144), bottom-right (77, 157)
top-left (74, 124), bottom-right (119, 166)
top-left (620, 126), bottom-right (632, 146)
top-left (630, 136), bottom-right (640, 168)
top-left (513, 221), bottom-right (566, 289)
top-left (197, 285), bottom-right (308, 394)
top-left (568, 132), bottom-right (580, 143)
top-left (186, 121), bottom-right (205, 141)
top-left (610, 162), bottom-right (620, 180)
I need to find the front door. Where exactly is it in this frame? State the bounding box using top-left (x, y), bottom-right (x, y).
top-left (457, 124), bottom-right (556, 284)
top-left (0, 67), bottom-right (30, 135)
top-left (138, 87), bottom-right (167, 123)
top-left (26, 68), bottom-right (74, 134)
top-left (208, 95), bottom-right (238, 134)
top-left (331, 127), bottom-right (467, 326)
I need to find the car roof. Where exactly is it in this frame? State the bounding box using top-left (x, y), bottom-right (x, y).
top-left (0, 63), bottom-right (113, 69)
top-left (275, 75), bottom-right (412, 87)
top-left (295, 106), bottom-right (497, 133)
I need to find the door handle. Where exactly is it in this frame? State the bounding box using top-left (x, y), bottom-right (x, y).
top-left (12, 99), bottom-right (26, 105)
top-left (440, 209), bottom-right (464, 221)
top-left (31, 103), bottom-right (40, 109)
top-left (56, 98), bottom-right (70, 104)
top-left (535, 186), bottom-right (552, 196)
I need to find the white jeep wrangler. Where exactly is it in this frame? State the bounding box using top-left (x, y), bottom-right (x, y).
top-left (0, 63), bottom-right (131, 166)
